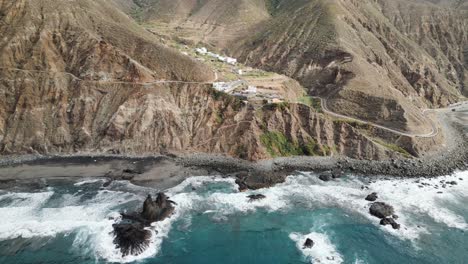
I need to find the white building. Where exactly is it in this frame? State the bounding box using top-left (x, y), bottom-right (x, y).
top-left (226, 57), bottom-right (237, 65)
top-left (246, 86), bottom-right (257, 94)
top-left (195, 47), bottom-right (208, 55)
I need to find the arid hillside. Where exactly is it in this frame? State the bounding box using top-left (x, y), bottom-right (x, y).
top-left (134, 0), bottom-right (467, 134)
top-left (0, 0), bottom-right (463, 161)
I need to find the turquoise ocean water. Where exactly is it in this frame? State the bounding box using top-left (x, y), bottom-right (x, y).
top-left (0, 171), bottom-right (467, 264)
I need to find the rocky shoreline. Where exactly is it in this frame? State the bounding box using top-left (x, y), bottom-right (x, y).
top-left (0, 136), bottom-right (466, 191)
top-left (1, 109), bottom-right (467, 189)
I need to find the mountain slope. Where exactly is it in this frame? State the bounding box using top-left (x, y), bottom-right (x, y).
top-left (230, 0), bottom-right (466, 133)
top-left (0, 0), bottom-right (215, 82)
top-left (0, 0), bottom-right (402, 160)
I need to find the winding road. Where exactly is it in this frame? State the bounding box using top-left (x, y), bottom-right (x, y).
top-left (3, 67), bottom-right (466, 139)
top-left (308, 96), bottom-right (440, 138)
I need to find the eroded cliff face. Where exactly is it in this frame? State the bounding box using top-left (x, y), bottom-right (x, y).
top-left (0, 68), bottom-right (395, 160)
top-left (0, 0), bottom-right (215, 83)
top-left (0, 0), bottom-right (457, 161)
top-left (231, 0), bottom-right (466, 133)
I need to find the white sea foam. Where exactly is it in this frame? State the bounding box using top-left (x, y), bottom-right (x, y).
top-left (2, 171), bottom-right (467, 263)
top-left (73, 179), bottom-right (106, 186)
top-left (169, 171), bottom-right (468, 241)
top-left (290, 232), bottom-right (344, 264)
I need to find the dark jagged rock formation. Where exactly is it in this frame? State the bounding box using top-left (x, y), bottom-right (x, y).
top-left (112, 192), bottom-right (175, 257)
top-left (380, 218), bottom-right (401, 230)
top-left (319, 171), bottom-right (333, 182)
top-left (141, 193), bottom-right (176, 223)
top-left (112, 223), bottom-right (151, 257)
top-left (303, 238), bottom-right (314, 249)
top-left (369, 202), bottom-right (395, 219)
top-left (365, 192), bottom-right (378, 202)
top-left (247, 194), bottom-right (266, 202)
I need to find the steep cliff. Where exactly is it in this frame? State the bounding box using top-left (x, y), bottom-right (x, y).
top-left (0, 68), bottom-right (394, 160)
top-left (1, 0), bottom-right (462, 161)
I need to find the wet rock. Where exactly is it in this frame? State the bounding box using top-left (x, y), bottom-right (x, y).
top-left (369, 202), bottom-right (395, 219)
top-left (331, 169), bottom-right (344, 179)
top-left (235, 178), bottom-right (249, 192)
top-left (113, 223), bottom-right (151, 257)
top-left (141, 193), bottom-right (175, 223)
top-left (392, 214), bottom-right (399, 220)
top-left (448, 181), bottom-right (458, 185)
top-left (247, 194), bottom-right (266, 202)
top-left (319, 171), bottom-right (333, 182)
top-left (303, 238), bottom-right (314, 249)
top-left (365, 192), bottom-right (378, 202)
top-left (103, 180), bottom-right (113, 187)
top-left (380, 218), bottom-right (401, 230)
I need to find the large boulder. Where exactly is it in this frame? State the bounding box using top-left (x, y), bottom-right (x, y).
top-left (141, 193), bottom-right (175, 223)
top-left (319, 171), bottom-right (333, 182)
top-left (365, 192), bottom-right (378, 202)
top-left (380, 218), bottom-right (401, 230)
top-left (113, 223), bottom-right (152, 257)
top-left (303, 238), bottom-right (314, 249)
top-left (369, 202), bottom-right (394, 219)
top-left (113, 192), bottom-right (176, 257)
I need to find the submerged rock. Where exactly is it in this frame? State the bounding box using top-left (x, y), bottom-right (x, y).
top-left (365, 192), bottom-right (378, 202)
top-left (380, 218), bottom-right (401, 230)
top-left (369, 202), bottom-right (394, 219)
top-left (235, 178), bottom-right (249, 192)
top-left (319, 172), bottom-right (333, 182)
top-left (113, 223), bottom-right (152, 257)
top-left (303, 238), bottom-right (314, 249)
top-left (247, 194), bottom-right (266, 202)
top-left (331, 169), bottom-right (344, 179)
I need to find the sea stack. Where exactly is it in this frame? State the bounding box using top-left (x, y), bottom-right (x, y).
top-left (113, 193), bottom-right (176, 257)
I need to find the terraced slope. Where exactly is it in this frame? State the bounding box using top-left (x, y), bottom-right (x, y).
top-left (120, 0), bottom-right (271, 47)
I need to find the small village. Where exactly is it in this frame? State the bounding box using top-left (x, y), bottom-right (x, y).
top-left (194, 46), bottom-right (290, 105)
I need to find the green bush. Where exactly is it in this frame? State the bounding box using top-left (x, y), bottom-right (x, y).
top-left (260, 131), bottom-right (303, 157)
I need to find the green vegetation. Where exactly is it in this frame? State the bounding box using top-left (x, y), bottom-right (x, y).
top-left (243, 70), bottom-right (274, 78)
top-left (260, 131), bottom-right (303, 157)
top-left (298, 96), bottom-right (322, 113)
top-left (260, 131), bottom-right (333, 157)
top-left (262, 102), bottom-right (290, 111)
top-left (130, 7), bottom-right (145, 23)
top-left (214, 110), bottom-right (223, 124)
top-left (303, 138), bottom-right (333, 156)
top-left (374, 139), bottom-right (412, 158)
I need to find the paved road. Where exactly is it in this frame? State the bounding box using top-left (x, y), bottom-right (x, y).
top-left (0, 67), bottom-right (217, 85)
top-left (310, 96), bottom-right (440, 138)
top-left (3, 67), bottom-right (466, 139)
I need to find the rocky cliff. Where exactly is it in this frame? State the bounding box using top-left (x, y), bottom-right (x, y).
top-left (0, 68), bottom-right (395, 160)
top-left (1, 0), bottom-right (464, 161)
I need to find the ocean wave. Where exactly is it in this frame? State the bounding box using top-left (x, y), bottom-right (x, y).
top-left (289, 232), bottom-right (344, 264)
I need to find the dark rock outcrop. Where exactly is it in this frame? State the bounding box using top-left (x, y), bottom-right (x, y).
top-left (113, 192), bottom-right (175, 257)
top-left (303, 238), bottom-right (314, 249)
top-left (365, 192), bottom-right (378, 202)
top-left (380, 218), bottom-right (401, 230)
top-left (369, 202), bottom-right (395, 219)
top-left (113, 223), bottom-right (152, 257)
top-left (319, 172), bottom-right (333, 182)
top-left (247, 194), bottom-right (266, 202)
top-left (141, 193), bottom-right (176, 223)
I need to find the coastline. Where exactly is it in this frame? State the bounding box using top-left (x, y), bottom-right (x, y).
top-left (0, 110), bottom-right (466, 190)
top-left (0, 137), bottom-right (466, 190)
